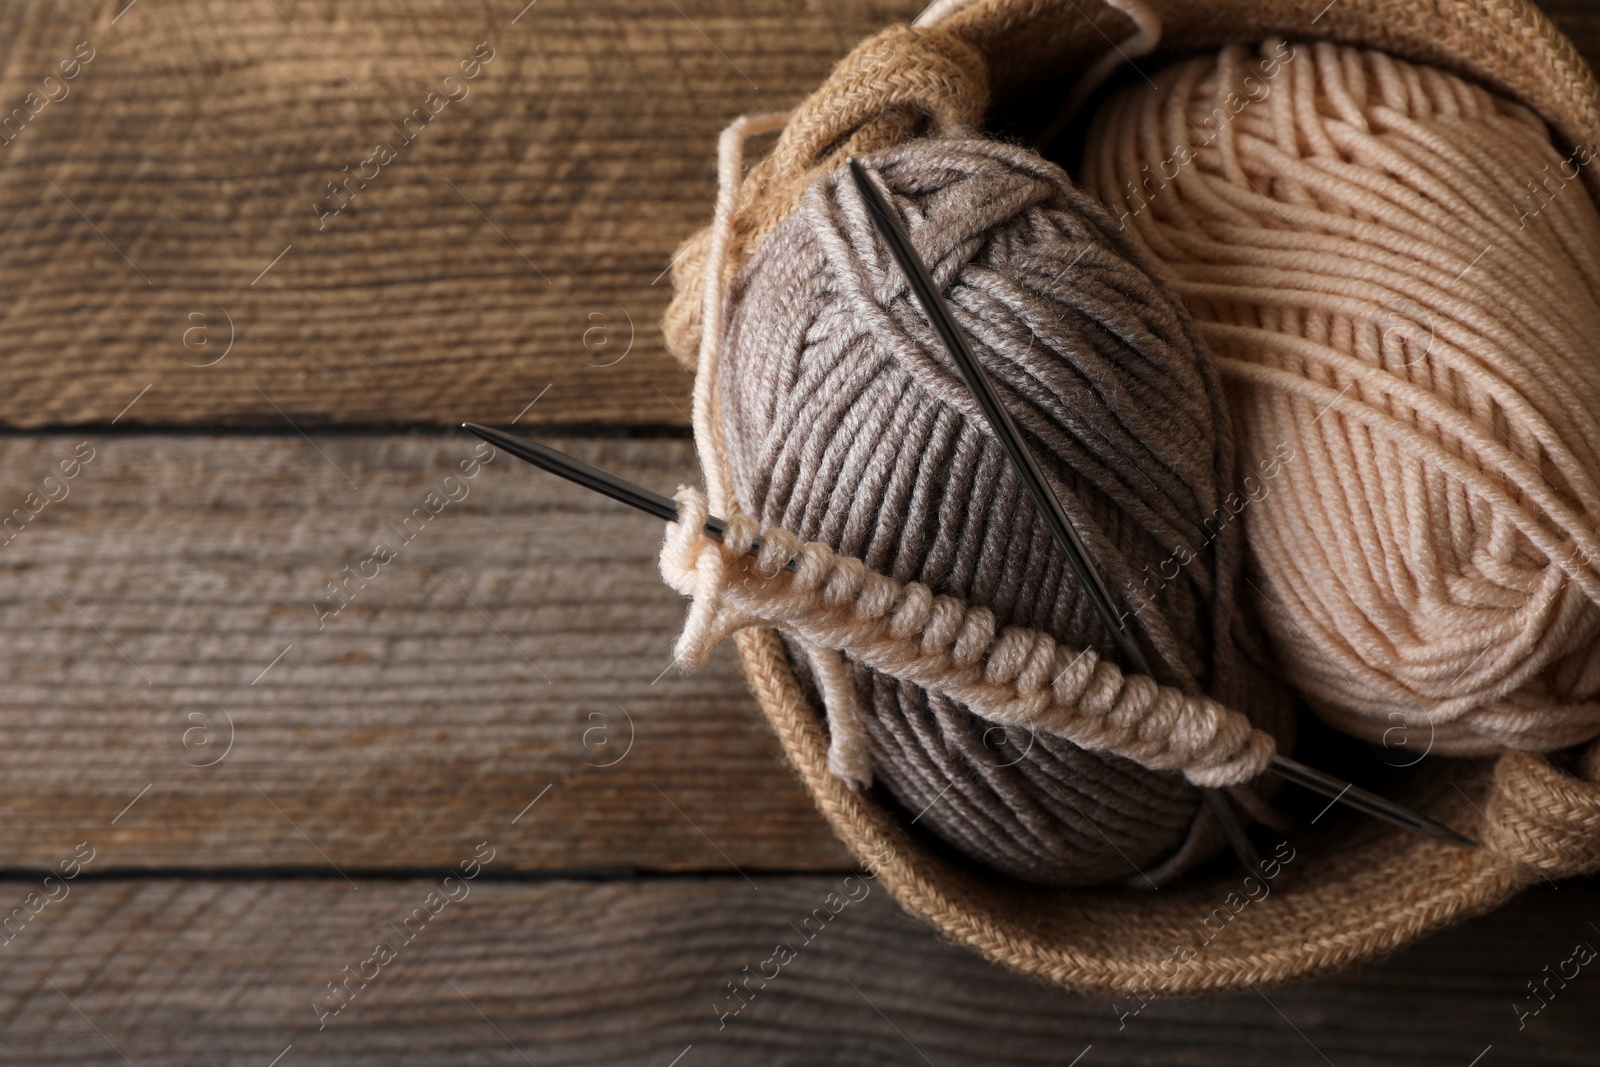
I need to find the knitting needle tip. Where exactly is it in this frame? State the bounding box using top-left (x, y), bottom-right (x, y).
top-left (1267, 754), bottom-right (1476, 848)
top-left (462, 421), bottom-right (683, 525)
top-left (461, 422), bottom-right (795, 570)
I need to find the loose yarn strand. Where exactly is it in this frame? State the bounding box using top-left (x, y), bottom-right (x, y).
top-left (1032, 0), bottom-right (1163, 149)
top-left (694, 110), bottom-right (792, 516)
top-left (804, 640), bottom-right (877, 788)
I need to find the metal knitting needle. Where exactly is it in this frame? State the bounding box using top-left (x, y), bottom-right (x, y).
top-left (460, 422), bottom-right (797, 571)
top-left (464, 420), bottom-right (1476, 850)
top-left (846, 156), bottom-right (1476, 850)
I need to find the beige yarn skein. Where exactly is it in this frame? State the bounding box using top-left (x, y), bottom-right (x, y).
top-left (1084, 39), bottom-right (1600, 756)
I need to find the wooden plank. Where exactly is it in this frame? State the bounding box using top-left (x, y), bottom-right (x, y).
top-left (0, 873), bottom-right (1593, 1065)
top-left (0, 0), bottom-right (921, 430)
top-left (1, 1), bottom-right (1596, 431)
top-left (0, 433), bottom-right (848, 871)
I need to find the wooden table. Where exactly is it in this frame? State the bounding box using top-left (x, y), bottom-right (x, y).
top-left (1, 1), bottom-right (1596, 1062)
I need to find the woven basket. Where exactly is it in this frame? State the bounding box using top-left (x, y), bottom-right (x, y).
top-left (663, 0), bottom-right (1600, 994)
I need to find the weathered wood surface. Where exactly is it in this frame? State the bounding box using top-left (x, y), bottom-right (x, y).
top-left (1, 874), bottom-right (1594, 1066)
top-left (0, 0), bottom-right (1593, 431)
top-left (0, 0), bottom-right (922, 430)
top-left (0, 434), bottom-right (848, 871)
top-left (2, 2), bottom-right (1600, 1060)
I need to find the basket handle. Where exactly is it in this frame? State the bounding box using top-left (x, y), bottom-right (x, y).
top-left (765, 24), bottom-right (990, 183)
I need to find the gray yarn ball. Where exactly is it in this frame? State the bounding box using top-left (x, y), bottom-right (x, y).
top-left (718, 134), bottom-right (1292, 886)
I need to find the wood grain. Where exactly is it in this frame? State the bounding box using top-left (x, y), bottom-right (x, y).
top-left (1, 0), bottom-right (1594, 432)
top-left (0, 0), bottom-right (921, 430)
top-left (0, 433), bottom-right (849, 871)
top-left (0, 3), bottom-right (1596, 1060)
top-left (0, 873), bottom-right (1592, 1065)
